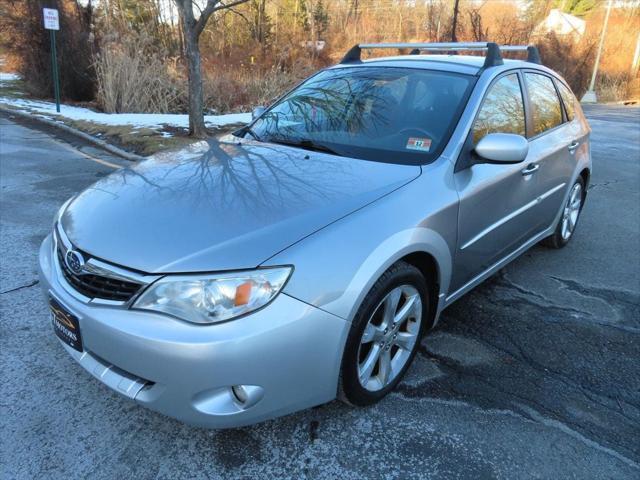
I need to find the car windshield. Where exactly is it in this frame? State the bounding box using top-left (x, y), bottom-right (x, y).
top-left (243, 66), bottom-right (475, 164)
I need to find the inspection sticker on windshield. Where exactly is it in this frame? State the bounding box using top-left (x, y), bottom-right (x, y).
top-left (406, 137), bottom-right (432, 152)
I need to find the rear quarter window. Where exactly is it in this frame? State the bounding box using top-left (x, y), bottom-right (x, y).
top-left (556, 81), bottom-right (576, 122)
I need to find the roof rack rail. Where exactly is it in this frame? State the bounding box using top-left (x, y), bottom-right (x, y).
top-left (339, 42), bottom-right (542, 68)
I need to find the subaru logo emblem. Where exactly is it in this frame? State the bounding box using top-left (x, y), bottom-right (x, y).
top-left (65, 250), bottom-right (85, 274)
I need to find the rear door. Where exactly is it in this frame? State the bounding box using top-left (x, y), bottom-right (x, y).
top-left (521, 71), bottom-right (577, 231)
top-left (452, 71), bottom-right (540, 291)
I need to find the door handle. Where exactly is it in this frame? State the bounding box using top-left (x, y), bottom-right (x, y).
top-left (521, 163), bottom-right (540, 176)
top-left (568, 141), bottom-right (580, 152)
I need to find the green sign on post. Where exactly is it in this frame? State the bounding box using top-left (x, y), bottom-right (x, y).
top-left (43, 8), bottom-right (61, 113)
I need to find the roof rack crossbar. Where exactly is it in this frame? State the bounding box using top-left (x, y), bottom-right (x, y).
top-left (339, 42), bottom-right (541, 67)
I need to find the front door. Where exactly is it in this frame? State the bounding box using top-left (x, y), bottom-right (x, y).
top-left (451, 72), bottom-right (540, 291)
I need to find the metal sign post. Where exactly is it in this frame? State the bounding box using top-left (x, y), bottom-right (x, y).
top-left (43, 8), bottom-right (61, 113)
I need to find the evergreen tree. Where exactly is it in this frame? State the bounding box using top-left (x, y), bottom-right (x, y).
top-left (556, 0), bottom-right (603, 17)
top-left (312, 0), bottom-right (329, 37)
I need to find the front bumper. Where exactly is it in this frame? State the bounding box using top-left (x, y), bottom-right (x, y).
top-left (38, 234), bottom-right (349, 428)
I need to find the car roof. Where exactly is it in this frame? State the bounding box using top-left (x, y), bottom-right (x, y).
top-left (330, 54), bottom-right (546, 77)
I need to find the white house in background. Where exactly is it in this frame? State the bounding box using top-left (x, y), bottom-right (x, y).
top-left (301, 40), bottom-right (326, 52)
top-left (532, 9), bottom-right (586, 39)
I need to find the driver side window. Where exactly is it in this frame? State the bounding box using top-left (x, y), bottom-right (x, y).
top-left (473, 74), bottom-right (526, 144)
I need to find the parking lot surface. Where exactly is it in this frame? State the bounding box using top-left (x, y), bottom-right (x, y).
top-left (1, 105), bottom-right (639, 479)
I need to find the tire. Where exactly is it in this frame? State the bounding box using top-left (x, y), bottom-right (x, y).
top-left (543, 176), bottom-right (586, 249)
top-left (338, 261), bottom-right (431, 406)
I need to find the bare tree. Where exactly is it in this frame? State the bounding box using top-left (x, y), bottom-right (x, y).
top-left (450, 0), bottom-right (460, 42)
top-left (468, 6), bottom-right (487, 42)
top-left (174, 0), bottom-right (249, 138)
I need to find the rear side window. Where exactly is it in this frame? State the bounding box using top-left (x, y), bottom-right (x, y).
top-left (557, 81), bottom-right (576, 122)
top-left (525, 73), bottom-right (562, 136)
top-left (472, 74), bottom-right (525, 144)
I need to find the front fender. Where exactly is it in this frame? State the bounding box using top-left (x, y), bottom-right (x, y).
top-left (335, 227), bottom-right (452, 322)
top-left (262, 159), bottom-right (458, 324)
top-left (263, 216), bottom-right (454, 323)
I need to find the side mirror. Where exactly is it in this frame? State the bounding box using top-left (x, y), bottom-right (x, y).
top-left (475, 133), bottom-right (529, 164)
top-left (252, 106), bottom-right (266, 120)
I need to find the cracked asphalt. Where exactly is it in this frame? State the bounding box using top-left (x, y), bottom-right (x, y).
top-left (1, 105), bottom-right (639, 479)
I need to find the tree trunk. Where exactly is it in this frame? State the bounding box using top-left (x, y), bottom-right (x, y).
top-left (184, 30), bottom-right (207, 138)
top-left (451, 0), bottom-right (460, 42)
top-left (174, 0), bottom-right (248, 138)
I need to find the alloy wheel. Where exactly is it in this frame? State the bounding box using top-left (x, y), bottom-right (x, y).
top-left (357, 285), bottom-right (422, 392)
top-left (561, 183), bottom-right (583, 240)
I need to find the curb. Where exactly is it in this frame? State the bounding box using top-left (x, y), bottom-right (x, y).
top-left (0, 106), bottom-right (146, 161)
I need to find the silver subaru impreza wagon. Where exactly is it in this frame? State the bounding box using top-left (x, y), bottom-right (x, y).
top-left (39, 42), bottom-right (591, 428)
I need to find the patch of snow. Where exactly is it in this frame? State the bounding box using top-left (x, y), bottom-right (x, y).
top-left (0, 96), bottom-right (251, 130)
top-left (0, 72), bottom-right (20, 82)
top-left (149, 140), bottom-right (211, 162)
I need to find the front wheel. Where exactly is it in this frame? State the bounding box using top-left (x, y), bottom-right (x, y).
top-left (543, 177), bottom-right (585, 249)
top-left (338, 261), bottom-right (430, 406)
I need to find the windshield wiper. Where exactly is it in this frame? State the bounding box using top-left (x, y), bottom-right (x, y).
top-left (268, 138), bottom-right (342, 156)
top-left (241, 125), bottom-right (262, 142)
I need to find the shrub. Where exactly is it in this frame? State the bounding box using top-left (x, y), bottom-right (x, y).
top-left (203, 66), bottom-right (301, 114)
top-left (537, 33), bottom-right (596, 98)
top-left (596, 72), bottom-right (633, 103)
top-left (1, 0), bottom-right (96, 101)
top-left (94, 32), bottom-right (185, 113)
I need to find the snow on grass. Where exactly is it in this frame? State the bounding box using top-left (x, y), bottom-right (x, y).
top-left (0, 96), bottom-right (251, 131)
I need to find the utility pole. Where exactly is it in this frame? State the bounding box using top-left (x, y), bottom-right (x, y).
top-left (582, 0), bottom-right (613, 104)
top-left (632, 30), bottom-right (640, 77)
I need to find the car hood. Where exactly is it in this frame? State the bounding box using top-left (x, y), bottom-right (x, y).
top-left (61, 137), bottom-right (420, 273)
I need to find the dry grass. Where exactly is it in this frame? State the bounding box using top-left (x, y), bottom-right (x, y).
top-left (65, 120), bottom-right (197, 156)
top-left (94, 34), bottom-right (185, 114)
top-left (597, 73), bottom-right (634, 103)
top-left (0, 76), bottom-right (27, 100)
top-left (93, 31), bottom-right (302, 116)
top-left (203, 66), bottom-right (300, 113)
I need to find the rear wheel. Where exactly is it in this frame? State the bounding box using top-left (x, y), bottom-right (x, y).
top-left (338, 261), bottom-right (430, 406)
top-left (543, 177), bottom-right (585, 249)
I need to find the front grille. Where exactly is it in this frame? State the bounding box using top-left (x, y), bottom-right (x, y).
top-left (56, 245), bottom-right (142, 302)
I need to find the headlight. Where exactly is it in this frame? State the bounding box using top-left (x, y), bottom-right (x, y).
top-left (133, 267), bottom-right (292, 324)
top-left (53, 196), bottom-right (75, 228)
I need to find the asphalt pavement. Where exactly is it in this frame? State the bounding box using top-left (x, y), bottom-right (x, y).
top-left (1, 105), bottom-right (639, 479)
